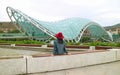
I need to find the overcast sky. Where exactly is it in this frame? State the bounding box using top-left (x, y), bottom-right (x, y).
top-left (0, 0), bottom-right (120, 26)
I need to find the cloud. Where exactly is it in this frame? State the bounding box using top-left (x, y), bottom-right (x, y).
top-left (0, 0), bottom-right (120, 26)
top-left (33, 14), bottom-right (66, 22)
top-left (61, 0), bottom-right (105, 6)
top-left (92, 12), bottom-right (120, 26)
top-left (97, 13), bottom-right (120, 19)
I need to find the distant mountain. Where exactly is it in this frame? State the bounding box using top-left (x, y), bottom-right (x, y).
top-left (104, 23), bottom-right (120, 30)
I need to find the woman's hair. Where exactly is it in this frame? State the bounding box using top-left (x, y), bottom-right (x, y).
top-left (57, 38), bottom-right (63, 44)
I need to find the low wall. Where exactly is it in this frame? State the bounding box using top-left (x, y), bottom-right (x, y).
top-left (0, 49), bottom-right (120, 75)
top-left (0, 57), bottom-right (26, 75)
top-left (28, 50), bottom-right (116, 73)
top-left (29, 61), bottom-right (120, 75)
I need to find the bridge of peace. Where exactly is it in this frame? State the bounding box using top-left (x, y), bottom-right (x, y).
top-left (0, 7), bottom-right (120, 75)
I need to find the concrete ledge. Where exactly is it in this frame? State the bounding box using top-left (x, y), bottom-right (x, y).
top-left (29, 61), bottom-right (120, 75)
top-left (116, 49), bottom-right (120, 60)
top-left (107, 49), bottom-right (120, 60)
top-left (0, 49), bottom-right (119, 74)
top-left (0, 58), bottom-right (26, 75)
top-left (27, 50), bottom-right (116, 73)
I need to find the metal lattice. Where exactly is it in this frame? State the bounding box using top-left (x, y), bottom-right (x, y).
top-left (6, 7), bottom-right (113, 42)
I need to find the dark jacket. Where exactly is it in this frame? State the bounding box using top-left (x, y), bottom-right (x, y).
top-left (53, 39), bottom-right (68, 55)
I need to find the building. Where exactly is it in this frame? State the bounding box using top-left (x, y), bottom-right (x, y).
top-left (108, 28), bottom-right (120, 35)
top-left (0, 22), bottom-right (17, 33)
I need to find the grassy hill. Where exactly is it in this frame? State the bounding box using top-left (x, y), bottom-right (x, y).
top-left (104, 23), bottom-right (120, 30)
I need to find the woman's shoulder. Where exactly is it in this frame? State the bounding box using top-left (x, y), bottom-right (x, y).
top-left (54, 39), bottom-right (58, 43)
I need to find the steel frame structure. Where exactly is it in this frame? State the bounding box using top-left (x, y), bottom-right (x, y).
top-left (6, 7), bottom-right (55, 41)
top-left (6, 7), bottom-right (113, 42)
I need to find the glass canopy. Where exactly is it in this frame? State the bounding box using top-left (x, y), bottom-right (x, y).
top-left (6, 7), bottom-right (113, 42)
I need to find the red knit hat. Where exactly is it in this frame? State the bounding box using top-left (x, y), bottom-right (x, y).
top-left (55, 32), bottom-right (64, 39)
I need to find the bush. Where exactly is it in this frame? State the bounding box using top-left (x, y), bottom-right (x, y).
top-left (8, 30), bottom-right (20, 33)
top-left (67, 42), bottom-right (80, 45)
top-left (116, 43), bottom-right (120, 47)
top-left (0, 39), bottom-right (46, 45)
top-left (83, 41), bottom-right (116, 47)
top-left (0, 30), bottom-right (4, 33)
top-left (0, 39), bottom-right (119, 47)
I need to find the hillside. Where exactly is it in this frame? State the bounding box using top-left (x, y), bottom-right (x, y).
top-left (104, 23), bottom-right (120, 30)
top-left (0, 22), bottom-right (17, 32)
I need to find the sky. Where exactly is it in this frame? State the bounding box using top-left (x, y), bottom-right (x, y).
top-left (0, 0), bottom-right (120, 26)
